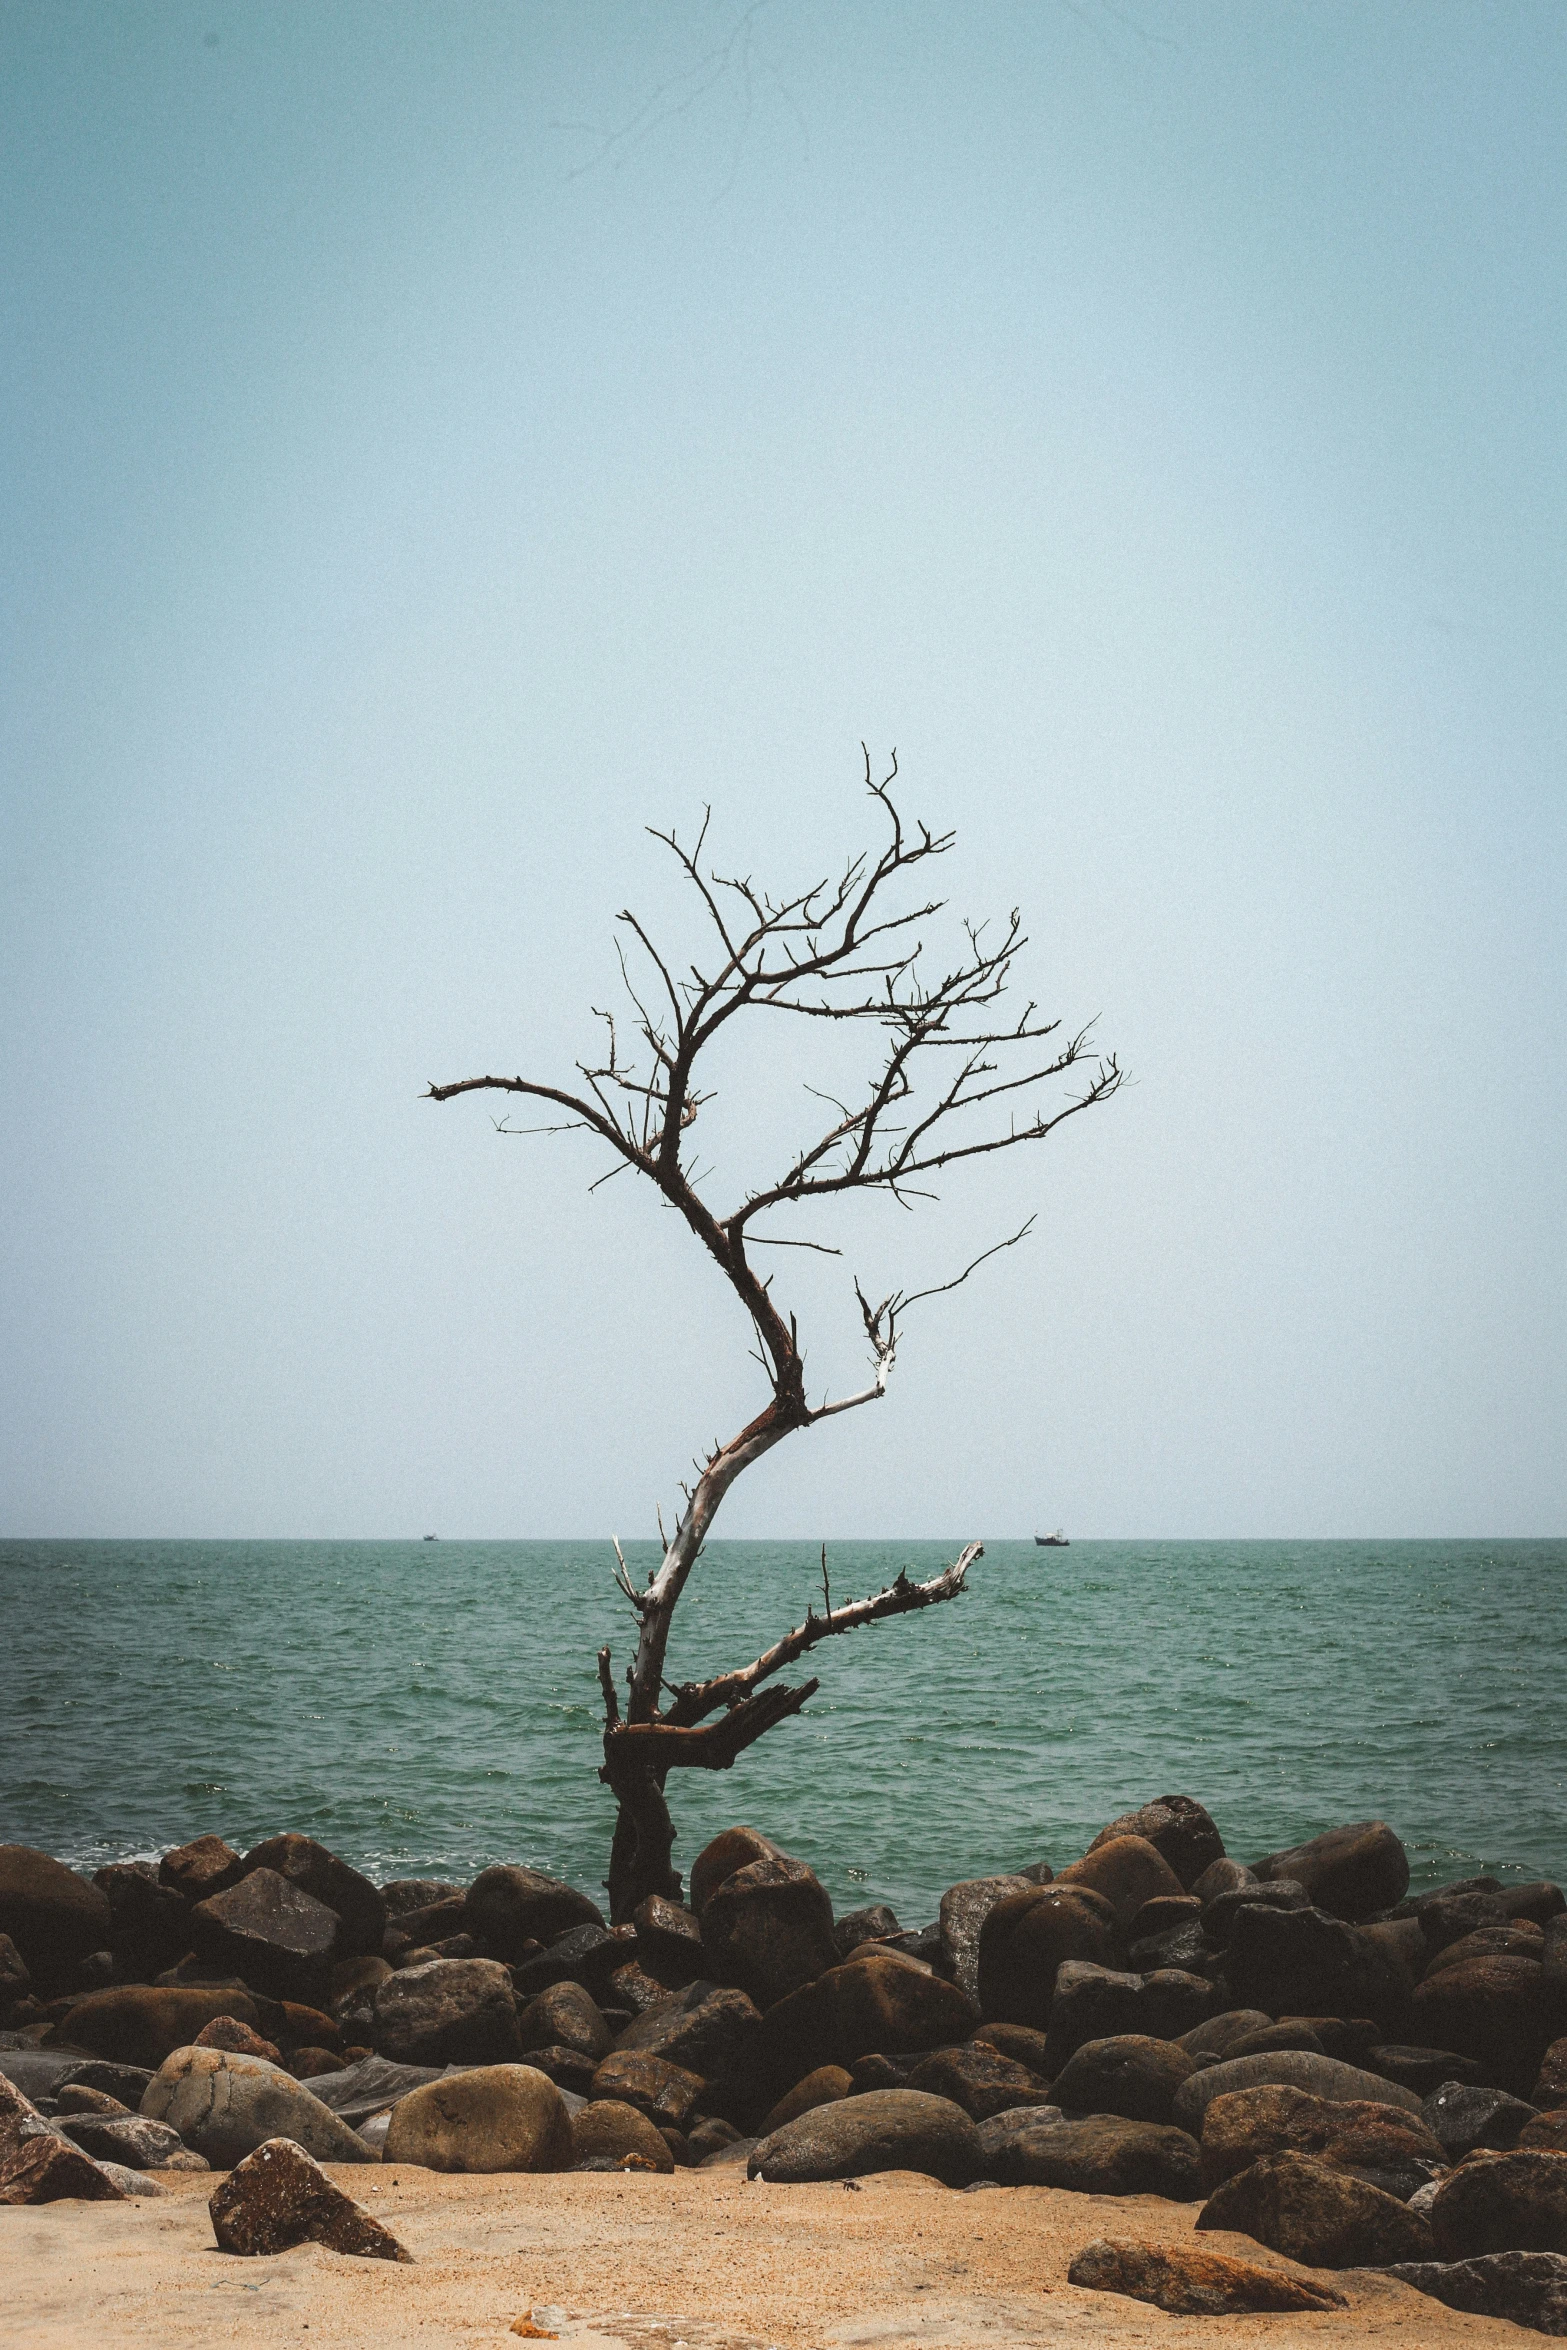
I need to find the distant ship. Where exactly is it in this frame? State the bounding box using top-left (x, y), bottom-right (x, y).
top-left (1034, 1529), bottom-right (1069, 1547)
top-left (423, 1533), bottom-right (439, 1542)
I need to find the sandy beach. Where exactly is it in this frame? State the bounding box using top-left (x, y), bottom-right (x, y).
top-left (0, 2164), bottom-right (1531, 2350)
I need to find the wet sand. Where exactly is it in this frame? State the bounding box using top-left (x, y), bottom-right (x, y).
top-left (0, 2165), bottom-right (1530, 2350)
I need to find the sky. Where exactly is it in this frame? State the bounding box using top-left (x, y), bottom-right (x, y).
top-left (1, 0), bottom-right (1563, 1540)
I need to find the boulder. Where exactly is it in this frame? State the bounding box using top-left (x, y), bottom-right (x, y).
top-left (1128, 1896), bottom-right (1202, 1947)
top-left (1426, 1926), bottom-right (1548, 1976)
top-left (571, 2097), bottom-right (675, 2173)
top-left (372, 1958), bottom-right (522, 2067)
top-left (758, 2065), bottom-right (852, 2135)
top-left (1413, 1955), bottom-right (1565, 2095)
top-left (58, 2112), bottom-right (205, 2170)
top-left (977, 2108), bottom-right (1201, 2198)
top-left (612, 1980), bottom-right (761, 2102)
top-left (301, 2052), bottom-right (448, 2127)
top-left (512, 1922), bottom-right (626, 2000)
top-left (517, 1980), bottom-right (610, 2060)
top-left (904, 2043), bottom-right (1053, 2122)
top-left (1536, 2038), bottom-right (1567, 2110)
top-left (1522, 2115), bottom-right (1567, 2156)
top-left (1199, 2148), bottom-right (1432, 2264)
top-left (1423, 2081), bottom-right (1540, 2160)
top-left (1384, 2251), bottom-right (1567, 2334)
top-left (1058, 1836), bottom-right (1185, 1929)
top-left (604, 1959), bottom-right (673, 2016)
top-left (975, 1886), bottom-right (1119, 2027)
top-left (0, 1931), bottom-right (31, 2007)
top-left (383, 1879), bottom-right (463, 1919)
top-left (1173, 2049), bottom-right (1423, 2133)
top-left (1418, 1890), bottom-right (1512, 1954)
top-left (1251, 1821), bottom-right (1410, 1921)
top-left (1201, 1881), bottom-right (1310, 1945)
top-left (1068, 2235), bottom-right (1345, 2315)
top-left (0, 1847), bottom-right (113, 1993)
top-left (91, 1863), bottom-right (189, 1981)
top-left (1043, 1962), bottom-right (1214, 2071)
top-left (1085, 1797), bottom-right (1225, 1891)
top-left (1507, 1885), bottom-right (1567, 1927)
top-left (465, 1866), bottom-right (603, 1962)
top-left (46, 1985), bottom-right (262, 2069)
top-left (1178, 2009), bottom-right (1276, 2060)
top-left (1200, 2083), bottom-right (1446, 2195)
top-left (1222, 1904), bottom-right (1410, 2032)
top-left (242, 1836), bottom-right (386, 1961)
top-left (195, 2013), bottom-right (283, 2063)
top-left (758, 1950), bottom-right (978, 2092)
top-left (210, 2137), bottom-right (411, 2258)
top-left (1051, 2034), bottom-right (1195, 2125)
top-left (700, 1856), bottom-right (839, 2010)
top-left (833, 1906), bottom-right (902, 1961)
top-left (749, 2088), bottom-right (981, 2185)
top-left (1220, 2020), bottom-right (1326, 2060)
top-left (971, 2021), bottom-right (1053, 2076)
top-left (632, 1896), bottom-right (705, 1988)
top-left (1366, 2043), bottom-right (1484, 2097)
top-left (386, 1896), bottom-right (467, 1952)
top-left (143, 2045), bottom-right (374, 2166)
top-left (1430, 2149), bottom-right (1567, 2258)
top-left (588, 2050), bottom-right (704, 2131)
top-left (189, 1869), bottom-right (339, 2005)
top-left (382, 2062), bottom-right (572, 2172)
top-left (0, 2122), bottom-right (125, 2204)
top-left (938, 1877), bottom-right (1032, 2005)
top-left (55, 2082), bottom-right (129, 2115)
top-left (688, 1827), bottom-right (781, 1917)
top-left (158, 1836), bottom-right (244, 1901)
top-left (1192, 1858), bottom-right (1258, 1905)
top-left (521, 2044), bottom-right (597, 2095)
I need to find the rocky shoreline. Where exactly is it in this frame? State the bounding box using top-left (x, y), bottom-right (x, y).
top-left (4, 1798), bottom-right (1567, 2331)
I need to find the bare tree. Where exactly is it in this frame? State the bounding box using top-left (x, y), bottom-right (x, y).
top-left (428, 753), bottom-right (1120, 1919)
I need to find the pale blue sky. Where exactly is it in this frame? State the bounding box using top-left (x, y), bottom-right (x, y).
top-left (2, 0), bottom-right (1563, 1537)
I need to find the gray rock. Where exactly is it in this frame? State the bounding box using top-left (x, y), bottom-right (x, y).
top-left (613, 1979), bottom-right (760, 2099)
top-left (633, 1896), bottom-right (706, 1988)
top-left (0, 2051), bottom-right (88, 2103)
top-left (1172, 2048), bottom-right (1423, 2132)
top-left (976, 2107), bottom-right (1201, 2198)
top-left (749, 2088), bottom-right (982, 2185)
top-left (58, 2111), bottom-right (207, 2170)
top-left (1366, 2044), bottom-right (1484, 2097)
top-left (833, 1905), bottom-right (901, 1961)
top-left (142, 2045), bottom-right (375, 2166)
top-left (281, 2051), bottom-right (448, 2122)
top-left (189, 1868), bottom-right (340, 2006)
top-left (1201, 1881), bottom-right (1310, 1944)
top-left (1384, 2251), bottom-right (1567, 2334)
top-left (701, 1856), bottom-right (839, 2011)
top-left (1051, 2034), bottom-right (1195, 2124)
top-left (61, 2060), bottom-right (155, 2106)
top-left (1177, 2009), bottom-right (1276, 2060)
top-left (372, 1957), bottom-right (522, 2066)
top-left (242, 1835), bottom-right (387, 1961)
top-left (464, 1866), bottom-right (603, 1962)
top-left (1423, 2080), bottom-right (1540, 2159)
top-left (95, 2161), bottom-right (165, 2196)
top-left (938, 1877), bottom-right (1031, 2005)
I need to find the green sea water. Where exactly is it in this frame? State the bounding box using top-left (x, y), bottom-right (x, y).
top-left (2, 1539), bottom-right (1563, 1922)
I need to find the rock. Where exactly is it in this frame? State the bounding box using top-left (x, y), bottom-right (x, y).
top-left (978, 2108), bottom-right (1201, 2198)
top-left (688, 2115), bottom-right (745, 2159)
top-left (612, 1979), bottom-right (761, 2105)
top-left (46, 1985), bottom-right (262, 2069)
top-left (750, 2087), bottom-right (981, 2185)
top-left (1128, 1895), bottom-right (1202, 1946)
top-left (59, 2060), bottom-right (155, 2107)
top-left (1085, 1797), bottom-right (1225, 1891)
top-left (372, 1958), bottom-right (522, 2067)
top-left (143, 2044), bottom-right (375, 2165)
top-left (159, 1835), bottom-right (245, 1901)
top-left (604, 1960), bottom-right (674, 2016)
top-left (383, 1879), bottom-right (463, 1919)
top-left (189, 1869), bottom-right (340, 2005)
top-left (1430, 2149), bottom-right (1567, 2258)
top-left (1192, 1858), bottom-right (1258, 1905)
top-left (387, 1897), bottom-right (467, 1953)
top-left (1413, 1956), bottom-right (1566, 2095)
top-left (301, 2052), bottom-right (449, 2126)
top-left (1418, 1890), bottom-right (1512, 1953)
top-left (1200, 2148), bottom-right (1433, 2263)
top-left (850, 2053), bottom-right (920, 2092)
top-left (0, 1847), bottom-right (113, 1994)
top-left (759, 1950), bottom-right (978, 2092)
top-left (242, 1835), bottom-right (387, 1961)
top-left (1427, 1926), bottom-right (1548, 1976)
top-left (1366, 2043), bottom-right (1484, 2097)
top-left (0, 1932), bottom-right (31, 2008)
top-left (91, 1863), bottom-right (190, 1980)
top-left (759, 2065), bottom-right (853, 2134)
top-left (512, 1922), bottom-right (626, 2000)
top-left (905, 2043), bottom-right (1054, 2122)
top-left (589, 2050), bottom-right (704, 2131)
top-left (517, 1980), bottom-right (610, 2060)
top-left (688, 1827), bottom-right (781, 1917)
top-left (1252, 1821), bottom-right (1410, 1922)
top-left (938, 1877), bottom-right (1032, 2005)
top-left (1043, 1962), bottom-right (1215, 2071)
top-left (631, 1896), bottom-right (705, 1988)
top-left (96, 2161), bottom-right (165, 2196)
top-left (465, 1867), bottom-right (603, 1962)
top-left (1384, 2251), bottom-right (1567, 2335)
top-left (971, 2021), bottom-right (1053, 2076)
top-left (1173, 2049), bottom-right (1423, 2133)
top-left (1535, 2039), bottom-right (1567, 2109)
top-left (1523, 2115), bottom-right (1567, 2156)
top-left (572, 2098), bottom-right (675, 2172)
top-left (521, 2045), bottom-right (598, 2095)
top-left (1200, 2084), bottom-right (1446, 2194)
top-left (290, 2046), bottom-right (343, 2079)
top-left (1052, 2035), bottom-right (1195, 2124)
top-left (700, 1856), bottom-right (839, 2010)
top-left (975, 1886), bottom-right (1119, 2027)
top-left (833, 1906), bottom-right (901, 1960)
top-left (1178, 2009), bottom-right (1276, 2060)
top-left (1221, 2020), bottom-right (1325, 2060)
top-left (210, 2136), bottom-right (411, 2258)
top-left (382, 2062), bottom-right (573, 2172)
top-left (1057, 1836), bottom-right (1185, 1928)
top-left (56, 2082), bottom-right (130, 2115)
top-left (1068, 2235), bottom-right (1345, 2315)
top-left (0, 2123), bottom-right (126, 2203)
top-left (195, 2013), bottom-right (283, 2063)
top-left (1201, 1881), bottom-right (1310, 1944)
top-left (1423, 2080), bottom-right (1540, 2160)
top-left (58, 2112), bottom-right (206, 2170)
top-left (331, 1954), bottom-right (392, 2021)
top-left (1222, 1904), bottom-right (1410, 2031)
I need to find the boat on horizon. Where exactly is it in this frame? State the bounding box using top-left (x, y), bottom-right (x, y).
top-left (423, 1533), bottom-right (438, 1541)
top-left (1034, 1529), bottom-right (1069, 1547)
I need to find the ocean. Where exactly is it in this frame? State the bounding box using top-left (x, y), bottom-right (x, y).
top-left (2, 1538), bottom-right (1563, 1922)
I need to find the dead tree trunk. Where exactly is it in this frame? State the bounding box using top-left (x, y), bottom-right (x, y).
top-left (429, 752), bottom-right (1119, 1918)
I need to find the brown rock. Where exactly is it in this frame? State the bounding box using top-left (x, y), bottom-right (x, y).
top-left (700, 1856), bottom-right (839, 2010)
top-left (1173, 2049), bottom-right (1424, 2133)
top-left (1412, 1955), bottom-right (1566, 2095)
top-left (1068, 2235), bottom-right (1345, 2314)
top-left (518, 1979), bottom-right (610, 2060)
top-left (1199, 2148), bottom-right (1434, 2264)
top-left (688, 1827), bottom-right (781, 1918)
top-left (330, 1954), bottom-right (392, 2016)
top-left (1043, 1962), bottom-right (1216, 2071)
top-left (1052, 2035), bottom-right (1195, 2125)
top-left (613, 1980), bottom-right (761, 2107)
top-left (1191, 1859), bottom-right (1258, 1905)
top-left (759, 2064), bottom-right (852, 2135)
top-left (371, 1957), bottom-right (523, 2067)
top-left (382, 2063), bottom-right (572, 2173)
top-left (1534, 2037), bottom-right (1567, 2109)
top-left (210, 2136), bottom-right (410, 2257)
top-left (971, 2021), bottom-right (1053, 2076)
top-left (48, 1984), bottom-right (262, 2069)
top-left (759, 1949), bottom-right (978, 2092)
top-left (1087, 1799), bottom-right (1225, 1892)
top-left (1426, 1926), bottom-right (1547, 1976)
top-left (632, 1896), bottom-right (705, 1989)
top-left (1200, 2083), bottom-right (1445, 2192)
top-left (1384, 2250), bottom-right (1567, 2332)
top-left (465, 1867), bottom-right (603, 1961)
top-left (905, 2042), bottom-right (1054, 2122)
top-left (91, 1863), bottom-right (189, 1981)
top-left (1521, 2113), bottom-right (1567, 2155)
top-left (572, 2098), bottom-right (675, 2173)
top-left (1431, 2149), bottom-right (1567, 2258)
top-left (0, 1846), bottom-right (113, 1994)
top-left (1251, 1821), bottom-right (1410, 1922)
top-left (55, 2083), bottom-right (130, 2116)
top-left (750, 2088), bottom-right (982, 2185)
top-left (0, 2125), bottom-right (125, 2204)
top-left (289, 2047), bottom-right (343, 2079)
top-left (188, 1869), bottom-right (340, 2006)
top-left (0, 1932), bottom-right (32, 2008)
top-left (975, 1884), bottom-right (1119, 2027)
top-left (1057, 1836), bottom-right (1185, 1927)
top-left (195, 2013), bottom-right (283, 2062)
top-left (242, 1835), bottom-right (386, 1961)
top-left (977, 2109), bottom-right (1201, 2198)
top-left (590, 2050), bottom-right (705, 2131)
top-left (159, 1836), bottom-right (244, 1901)
top-left (937, 1876), bottom-right (1032, 2005)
